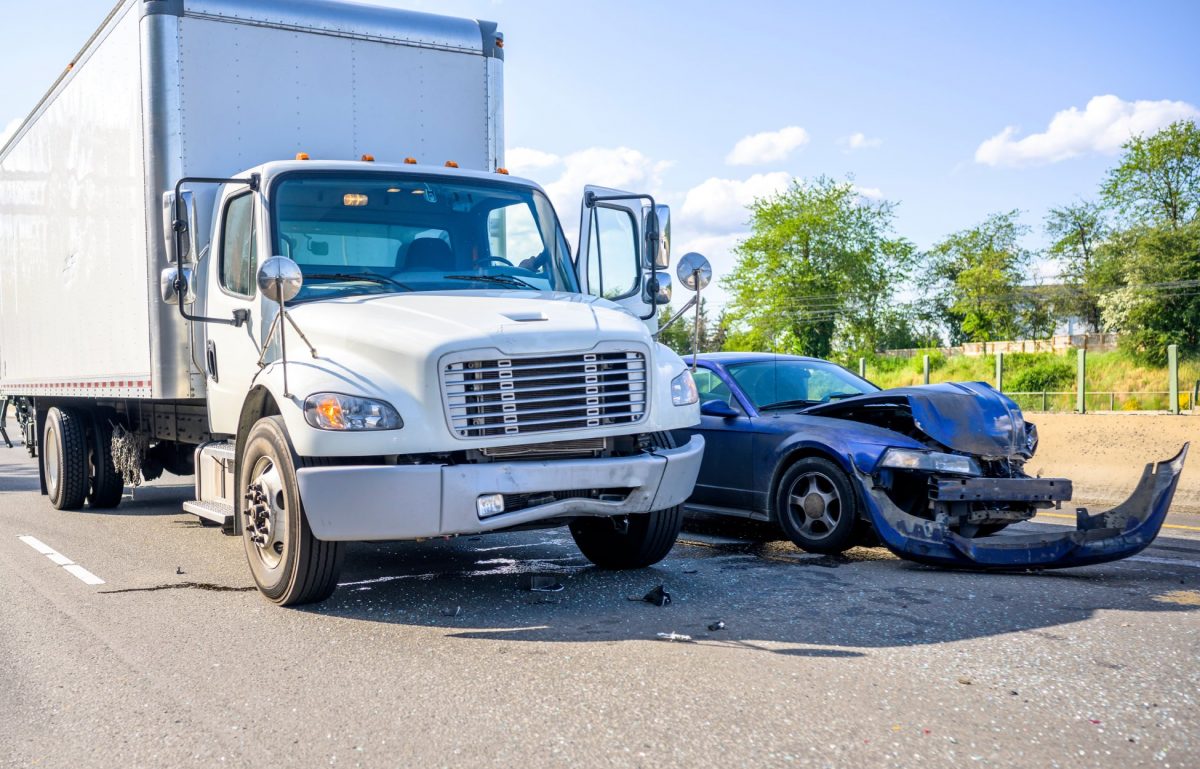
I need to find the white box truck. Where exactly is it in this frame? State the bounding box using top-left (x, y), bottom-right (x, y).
top-left (0, 0), bottom-right (708, 604)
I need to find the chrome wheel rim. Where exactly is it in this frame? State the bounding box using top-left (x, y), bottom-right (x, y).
top-left (787, 471), bottom-right (842, 540)
top-left (244, 456), bottom-right (287, 570)
top-left (45, 423), bottom-right (60, 492)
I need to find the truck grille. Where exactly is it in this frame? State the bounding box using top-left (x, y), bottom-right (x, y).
top-left (443, 351), bottom-right (648, 438)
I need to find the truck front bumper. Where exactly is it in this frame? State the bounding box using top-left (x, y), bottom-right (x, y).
top-left (295, 436), bottom-right (705, 541)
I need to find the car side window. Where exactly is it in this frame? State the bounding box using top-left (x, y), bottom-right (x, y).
top-left (694, 368), bottom-right (736, 406)
top-left (220, 193), bottom-right (257, 296)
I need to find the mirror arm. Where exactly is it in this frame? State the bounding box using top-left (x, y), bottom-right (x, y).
top-left (172, 174), bottom-right (260, 327)
top-left (652, 294), bottom-right (698, 338)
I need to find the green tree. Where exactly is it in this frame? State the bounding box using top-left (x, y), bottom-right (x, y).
top-left (1102, 120), bottom-right (1200, 228)
top-left (1045, 200), bottom-right (1120, 331)
top-left (721, 177), bottom-right (914, 359)
top-left (926, 211), bottom-right (1032, 343)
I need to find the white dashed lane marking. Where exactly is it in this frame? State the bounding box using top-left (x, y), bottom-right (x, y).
top-left (17, 535), bottom-right (106, 585)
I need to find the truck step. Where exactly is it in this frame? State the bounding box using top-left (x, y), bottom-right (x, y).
top-left (183, 499), bottom-right (233, 527)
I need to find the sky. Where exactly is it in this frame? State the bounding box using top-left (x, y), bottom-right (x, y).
top-left (2, 0), bottom-right (1199, 308)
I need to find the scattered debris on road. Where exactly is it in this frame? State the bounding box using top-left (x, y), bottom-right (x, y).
top-left (655, 632), bottom-right (692, 642)
top-left (707, 620), bottom-right (726, 631)
top-left (518, 574), bottom-right (564, 592)
top-left (440, 606), bottom-right (462, 618)
top-left (630, 585), bottom-right (671, 606)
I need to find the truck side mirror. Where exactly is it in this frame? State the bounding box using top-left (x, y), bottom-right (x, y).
top-left (645, 271), bottom-right (671, 305)
top-left (162, 189), bottom-right (197, 264)
top-left (257, 256), bottom-right (304, 303)
top-left (645, 205), bottom-right (670, 270)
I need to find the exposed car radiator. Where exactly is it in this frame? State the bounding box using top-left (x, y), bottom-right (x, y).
top-left (442, 350), bottom-right (647, 438)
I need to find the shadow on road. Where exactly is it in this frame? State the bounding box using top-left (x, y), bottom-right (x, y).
top-left (287, 526), bottom-right (1199, 655)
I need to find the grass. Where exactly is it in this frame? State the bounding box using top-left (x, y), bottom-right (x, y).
top-left (864, 349), bottom-right (1200, 412)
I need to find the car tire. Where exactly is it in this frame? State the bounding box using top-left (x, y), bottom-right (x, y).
top-left (43, 407), bottom-right (89, 511)
top-left (570, 432), bottom-right (684, 569)
top-left (87, 412), bottom-right (124, 509)
top-left (775, 456), bottom-right (859, 555)
top-left (239, 416), bottom-right (344, 606)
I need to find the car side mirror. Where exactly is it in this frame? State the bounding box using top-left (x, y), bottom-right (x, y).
top-left (700, 399), bottom-right (739, 418)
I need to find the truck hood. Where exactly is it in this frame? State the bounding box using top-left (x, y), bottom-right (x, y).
top-left (285, 290), bottom-right (651, 358)
top-left (803, 381), bottom-right (1032, 459)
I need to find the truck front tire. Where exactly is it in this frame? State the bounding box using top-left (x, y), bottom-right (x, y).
top-left (43, 407), bottom-right (89, 511)
top-left (239, 416), bottom-right (343, 606)
top-left (569, 432), bottom-right (684, 569)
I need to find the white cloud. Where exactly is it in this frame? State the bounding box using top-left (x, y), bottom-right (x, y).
top-left (842, 132), bottom-right (882, 150)
top-left (504, 145), bottom-right (669, 244)
top-left (681, 172), bottom-right (793, 232)
top-left (975, 95), bottom-right (1200, 167)
top-left (0, 117), bottom-right (22, 150)
top-left (725, 126), bottom-right (810, 166)
top-left (505, 147), bottom-right (561, 175)
top-left (853, 185), bottom-right (883, 200)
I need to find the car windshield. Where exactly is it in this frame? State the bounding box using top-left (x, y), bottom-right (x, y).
top-left (727, 359), bottom-right (879, 411)
top-left (271, 173), bottom-right (577, 301)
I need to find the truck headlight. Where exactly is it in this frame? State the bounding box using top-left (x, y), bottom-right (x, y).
top-left (304, 393), bottom-right (403, 431)
top-left (879, 448), bottom-right (981, 476)
top-left (670, 370), bottom-right (698, 406)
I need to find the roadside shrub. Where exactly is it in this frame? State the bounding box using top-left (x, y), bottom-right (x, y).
top-left (1005, 355), bottom-right (1075, 392)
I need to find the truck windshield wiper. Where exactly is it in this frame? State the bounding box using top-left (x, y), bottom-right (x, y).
top-left (304, 273), bottom-right (412, 291)
top-left (443, 273), bottom-right (539, 290)
top-left (758, 399), bottom-right (820, 412)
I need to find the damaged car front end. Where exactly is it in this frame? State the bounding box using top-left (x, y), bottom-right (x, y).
top-left (808, 381), bottom-right (1190, 569)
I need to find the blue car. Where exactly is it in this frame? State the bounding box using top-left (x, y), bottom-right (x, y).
top-left (673, 352), bottom-right (1188, 569)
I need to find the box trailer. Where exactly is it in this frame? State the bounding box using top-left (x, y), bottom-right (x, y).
top-left (0, 0), bottom-right (708, 605)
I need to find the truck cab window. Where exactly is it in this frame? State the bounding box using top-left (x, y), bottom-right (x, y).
top-left (220, 193), bottom-right (257, 296)
top-left (586, 206), bottom-right (639, 300)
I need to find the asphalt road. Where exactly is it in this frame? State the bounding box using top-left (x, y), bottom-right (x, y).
top-left (2, 446), bottom-right (1198, 769)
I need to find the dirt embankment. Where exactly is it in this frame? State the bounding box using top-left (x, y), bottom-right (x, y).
top-left (1026, 413), bottom-right (1199, 513)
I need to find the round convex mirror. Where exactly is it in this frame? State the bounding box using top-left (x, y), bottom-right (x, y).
top-left (676, 252), bottom-right (712, 291)
top-left (257, 256), bottom-right (304, 303)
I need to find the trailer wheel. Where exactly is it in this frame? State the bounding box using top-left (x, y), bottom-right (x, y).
top-left (239, 416), bottom-right (343, 606)
top-left (569, 433), bottom-right (683, 569)
top-left (87, 413), bottom-right (124, 509)
top-left (43, 407), bottom-right (89, 511)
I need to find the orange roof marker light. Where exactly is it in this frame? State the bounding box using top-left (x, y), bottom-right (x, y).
top-left (295, 152), bottom-right (310, 160)
top-left (444, 160), bottom-right (459, 168)
top-left (360, 154), bottom-right (375, 162)
top-left (496, 168), bottom-right (509, 175)
top-left (403, 157), bottom-right (418, 165)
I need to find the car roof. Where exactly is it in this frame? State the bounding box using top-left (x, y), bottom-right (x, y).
top-left (686, 352), bottom-right (829, 366)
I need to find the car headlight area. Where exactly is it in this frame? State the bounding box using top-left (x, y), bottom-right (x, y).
top-left (878, 447), bottom-right (981, 476)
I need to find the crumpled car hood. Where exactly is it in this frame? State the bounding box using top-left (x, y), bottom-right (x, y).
top-left (803, 381), bottom-right (1028, 458)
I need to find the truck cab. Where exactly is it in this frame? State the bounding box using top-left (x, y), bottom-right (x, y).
top-left (180, 159), bottom-right (704, 604)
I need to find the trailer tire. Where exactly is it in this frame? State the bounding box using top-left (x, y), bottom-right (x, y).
top-left (569, 433), bottom-right (683, 569)
top-left (239, 416), bottom-right (343, 606)
top-left (43, 407), bottom-right (89, 511)
top-left (87, 413), bottom-right (124, 509)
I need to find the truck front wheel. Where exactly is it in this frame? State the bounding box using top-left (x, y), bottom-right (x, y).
top-left (569, 433), bottom-right (684, 569)
top-left (43, 407), bottom-right (89, 510)
top-left (239, 416), bottom-right (344, 606)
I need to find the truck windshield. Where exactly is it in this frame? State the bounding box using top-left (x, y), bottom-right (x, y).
top-left (271, 173), bottom-right (577, 301)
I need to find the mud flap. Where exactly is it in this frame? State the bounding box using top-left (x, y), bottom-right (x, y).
top-left (857, 443), bottom-right (1189, 570)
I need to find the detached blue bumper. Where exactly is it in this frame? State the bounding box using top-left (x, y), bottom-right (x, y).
top-left (857, 443), bottom-right (1189, 569)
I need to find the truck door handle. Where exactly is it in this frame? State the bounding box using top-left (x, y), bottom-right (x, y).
top-left (206, 341), bottom-right (219, 382)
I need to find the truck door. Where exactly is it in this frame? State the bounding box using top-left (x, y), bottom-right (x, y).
top-left (200, 188), bottom-right (266, 436)
top-left (576, 185), bottom-right (658, 320)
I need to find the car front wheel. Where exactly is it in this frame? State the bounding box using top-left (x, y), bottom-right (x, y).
top-left (775, 457), bottom-right (859, 555)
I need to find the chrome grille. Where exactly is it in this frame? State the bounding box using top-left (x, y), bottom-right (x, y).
top-left (443, 351), bottom-right (647, 438)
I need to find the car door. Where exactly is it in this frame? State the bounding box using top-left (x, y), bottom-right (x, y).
top-left (200, 188), bottom-right (267, 436)
top-left (686, 365), bottom-right (756, 513)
